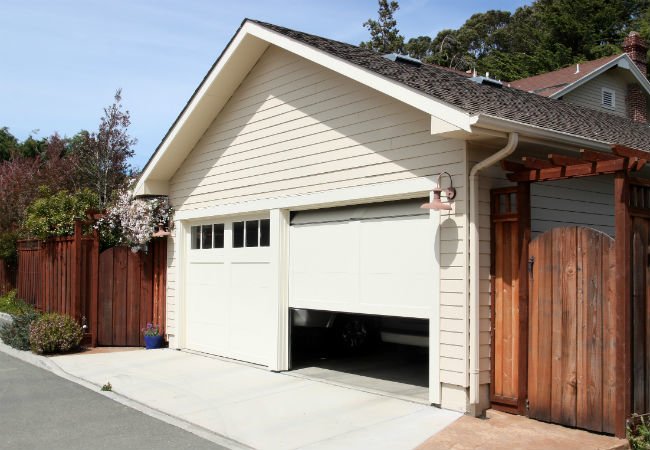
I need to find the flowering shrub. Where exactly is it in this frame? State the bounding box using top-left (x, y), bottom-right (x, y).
top-left (29, 313), bottom-right (83, 354)
top-left (142, 323), bottom-right (160, 337)
top-left (98, 189), bottom-right (172, 252)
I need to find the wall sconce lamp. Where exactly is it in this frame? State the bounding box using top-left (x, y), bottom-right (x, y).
top-left (421, 171), bottom-right (457, 210)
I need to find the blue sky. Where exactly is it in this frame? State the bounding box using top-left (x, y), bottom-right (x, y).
top-left (1, 0), bottom-right (530, 169)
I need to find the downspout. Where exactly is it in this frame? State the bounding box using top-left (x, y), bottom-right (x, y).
top-left (469, 132), bottom-right (519, 405)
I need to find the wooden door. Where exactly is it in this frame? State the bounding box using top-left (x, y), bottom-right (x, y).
top-left (491, 186), bottom-right (529, 414)
top-left (528, 227), bottom-right (616, 434)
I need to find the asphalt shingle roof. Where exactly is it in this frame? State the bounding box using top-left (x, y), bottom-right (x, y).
top-left (252, 20), bottom-right (650, 151)
top-left (509, 55), bottom-right (621, 97)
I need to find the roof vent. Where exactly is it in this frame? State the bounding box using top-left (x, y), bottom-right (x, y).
top-left (469, 75), bottom-right (503, 88)
top-left (383, 53), bottom-right (422, 67)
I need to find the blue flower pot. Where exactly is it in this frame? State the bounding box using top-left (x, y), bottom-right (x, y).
top-left (144, 335), bottom-right (163, 349)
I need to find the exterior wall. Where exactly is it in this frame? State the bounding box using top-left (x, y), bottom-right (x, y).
top-left (469, 143), bottom-right (615, 414)
top-left (531, 176), bottom-right (615, 238)
top-left (165, 45), bottom-right (470, 408)
top-left (562, 69), bottom-right (629, 117)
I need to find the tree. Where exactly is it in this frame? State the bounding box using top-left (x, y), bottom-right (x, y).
top-left (360, 0), bottom-right (405, 54)
top-left (70, 89), bottom-right (136, 208)
top-left (0, 127), bottom-right (18, 161)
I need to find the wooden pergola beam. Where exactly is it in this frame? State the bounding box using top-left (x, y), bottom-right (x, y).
top-left (507, 158), bottom-right (628, 182)
top-left (580, 148), bottom-right (618, 161)
top-left (548, 153), bottom-right (585, 166)
top-left (521, 156), bottom-right (553, 169)
top-left (612, 144), bottom-right (650, 161)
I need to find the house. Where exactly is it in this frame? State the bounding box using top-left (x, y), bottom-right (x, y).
top-left (510, 32), bottom-right (649, 124)
top-left (135, 19), bottom-right (650, 437)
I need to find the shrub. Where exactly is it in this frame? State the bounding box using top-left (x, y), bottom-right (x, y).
top-left (29, 313), bottom-right (83, 354)
top-left (628, 414), bottom-right (650, 450)
top-left (22, 187), bottom-right (98, 239)
top-left (0, 231), bottom-right (18, 267)
top-left (0, 290), bottom-right (35, 316)
top-left (0, 310), bottom-right (40, 350)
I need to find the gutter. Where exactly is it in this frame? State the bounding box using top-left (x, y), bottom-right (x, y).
top-left (468, 132), bottom-right (519, 406)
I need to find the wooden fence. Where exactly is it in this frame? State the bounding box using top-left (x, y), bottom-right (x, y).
top-left (98, 239), bottom-right (166, 346)
top-left (16, 222), bottom-right (166, 347)
top-left (0, 259), bottom-right (15, 296)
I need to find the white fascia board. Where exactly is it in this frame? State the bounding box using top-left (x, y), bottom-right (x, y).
top-left (470, 114), bottom-right (611, 151)
top-left (174, 177), bottom-right (436, 222)
top-left (245, 23), bottom-right (473, 132)
top-left (135, 27), bottom-right (267, 196)
top-left (551, 54), bottom-right (650, 99)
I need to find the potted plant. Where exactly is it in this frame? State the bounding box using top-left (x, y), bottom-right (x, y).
top-left (142, 323), bottom-right (163, 349)
top-left (627, 413), bottom-right (650, 450)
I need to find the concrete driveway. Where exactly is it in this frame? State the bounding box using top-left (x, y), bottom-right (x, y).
top-left (47, 348), bottom-right (460, 450)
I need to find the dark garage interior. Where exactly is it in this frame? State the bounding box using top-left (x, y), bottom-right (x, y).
top-left (289, 308), bottom-right (429, 402)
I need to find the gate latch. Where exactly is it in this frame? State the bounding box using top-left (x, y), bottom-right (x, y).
top-left (527, 256), bottom-right (535, 274)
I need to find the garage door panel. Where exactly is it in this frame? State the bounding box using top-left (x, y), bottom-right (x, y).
top-left (289, 200), bottom-right (436, 317)
top-left (229, 262), bottom-right (272, 362)
top-left (186, 262), bottom-right (230, 352)
top-left (291, 272), bottom-right (358, 306)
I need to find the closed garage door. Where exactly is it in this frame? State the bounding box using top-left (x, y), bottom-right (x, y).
top-left (185, 217), bottom-right (272, 366)
top-left (289, 199), bottom-right (436, 318)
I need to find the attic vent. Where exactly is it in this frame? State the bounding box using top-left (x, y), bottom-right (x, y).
top-left (383, 53), bottom-right (422, 67)
top-left (470, 75), bottom-right (503, 88)
top-left (601, 88), bottom-right (616, 109)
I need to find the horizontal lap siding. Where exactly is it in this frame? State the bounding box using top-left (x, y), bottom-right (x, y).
top-left (168, 45), bottom-right (468, 385)
top-left (562, 70), bottom-right (628, 118)
top-left (531, 176), bottom-right (615, 238)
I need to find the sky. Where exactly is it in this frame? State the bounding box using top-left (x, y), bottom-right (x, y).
top-left (1, 0), bottom-right (530, 169)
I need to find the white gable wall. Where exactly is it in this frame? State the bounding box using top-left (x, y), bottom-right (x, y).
top-left (164, 45), bottom-right (471, 411)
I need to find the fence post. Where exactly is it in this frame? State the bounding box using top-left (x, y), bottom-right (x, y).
top-left (90, 228), bottom-right (99, 347)
top-left (71, 221), bottom-right (82, 321)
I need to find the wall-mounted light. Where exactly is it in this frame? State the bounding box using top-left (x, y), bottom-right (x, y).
top-left (421, 171), bottom-right (457, 211)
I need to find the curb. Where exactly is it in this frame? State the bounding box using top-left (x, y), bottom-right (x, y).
top-left (0, 341), bottom-right (252, 450)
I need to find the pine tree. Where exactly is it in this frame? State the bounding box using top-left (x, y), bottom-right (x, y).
top-left (360, 0), bottom-right (405, 54)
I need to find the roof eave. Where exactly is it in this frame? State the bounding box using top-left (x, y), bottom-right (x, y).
top-left (550, 54), bottom-right (650, 99)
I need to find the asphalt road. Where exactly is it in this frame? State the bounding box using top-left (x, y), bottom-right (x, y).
top-left (0, 352), bottom-right (228, 450)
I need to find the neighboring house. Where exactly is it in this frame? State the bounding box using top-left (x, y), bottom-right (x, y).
top-left (135, 20), bottom-right (650, 437)
top-left (510, 32), bottom-right (649, 124)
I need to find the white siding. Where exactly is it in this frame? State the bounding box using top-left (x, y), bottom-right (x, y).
top-left (562, 69), bottom-right (628, 117)
top-left (166, 46), bottom-right (470, 391)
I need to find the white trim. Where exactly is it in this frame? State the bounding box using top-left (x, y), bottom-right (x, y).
top-left (176, 220), bottom-right (188, 349)
top-left (550, 53), bottom-right (650, 99)
top-left (601, 87), bottom-right (616, 110)
top-left (269, 209), bottom-right (290, 371)
top-left (470, 114), bottom-right (612, 150)
top-left (429, 189), bottom-right (442, 405)
top-left (174, 178), bottom-right (436, 221)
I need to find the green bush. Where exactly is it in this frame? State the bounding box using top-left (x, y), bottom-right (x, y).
top-left (628, 414), bottom-right (650, 450)
top-left (0, 310), bottom-right (40, 350)
top-left (0, 290), bottom-right (35, 316)
top-left (29, 313), bottom-right (83, 354)
top-left (22, 187), bottom-right (98, 239)
top-left (0, 231), bottom-right (18, 266)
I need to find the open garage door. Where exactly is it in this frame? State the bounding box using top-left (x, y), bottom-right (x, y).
top-left (185, 217), bottom-right (272, 366)
top-left (289, 199), bottom-right (436, 318)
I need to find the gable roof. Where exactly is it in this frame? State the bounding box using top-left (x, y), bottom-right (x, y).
top-left (509, 53), bottom-right (650, 99)
top-left (136, 19), bottom-right (650, 195)
top-left (253, 20), bottom-right (650, 148)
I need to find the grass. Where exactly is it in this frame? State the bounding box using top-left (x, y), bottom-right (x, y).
top-left (0, 290), bottom-right (35, 316)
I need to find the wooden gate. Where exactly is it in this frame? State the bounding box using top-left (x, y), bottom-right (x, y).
top-left (528, 227), bottom-right (616, 434)
top-left (97, 239), bottom-right (167, 346)
top-left (630, 182), bottom-right (650, 414)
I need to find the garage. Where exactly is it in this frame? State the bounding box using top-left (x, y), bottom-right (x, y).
top-left (185, 216), bottom-right (273, 366)
top-left (288, 199), bottom-right (437, 402)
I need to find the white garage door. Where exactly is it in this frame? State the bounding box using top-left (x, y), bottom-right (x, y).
top-left (289, 199), bottom-right (436, 318)
top-left (185, 217), bottom-right (272, 366)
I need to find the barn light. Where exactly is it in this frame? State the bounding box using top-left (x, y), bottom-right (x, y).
top-left (421, 171), bottom-right (456, 211)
